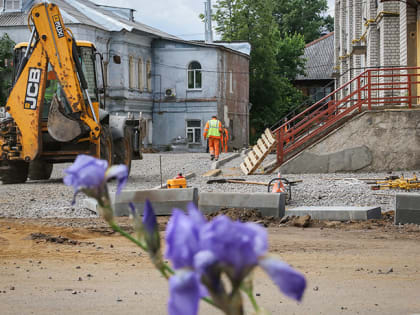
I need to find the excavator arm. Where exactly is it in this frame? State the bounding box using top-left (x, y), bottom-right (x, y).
top-left (1, 2), bottom-right (100, 161)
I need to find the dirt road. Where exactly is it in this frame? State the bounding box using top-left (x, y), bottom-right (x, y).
top-left (1, 218), bottom-right (420, 314)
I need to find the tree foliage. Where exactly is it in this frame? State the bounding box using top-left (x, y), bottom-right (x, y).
top-left (213, 0), bottom-right (306, 141)
top-left (0, 33), bottom-right (15, 105)
top-left (273, 0), bottom-right (333, 43)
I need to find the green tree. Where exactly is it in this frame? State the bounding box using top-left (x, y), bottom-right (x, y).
top-left (0, 33), bottom-right (15, 105)
top-left (213, 0), bottom-right (305, 141)
top-left (273, 0), bottom-right (333, 43)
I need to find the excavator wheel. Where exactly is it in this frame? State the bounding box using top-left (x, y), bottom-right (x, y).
top-left (0, 160), bottom-right (29, 184)
top-left (113, 127), bottom-right (132, 174)
top-left (100, 124), bottom-right (114, 166)
top-left (28, 161), bottom-right (54, 180)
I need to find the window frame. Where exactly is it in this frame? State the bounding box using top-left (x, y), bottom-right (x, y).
top-left (146, 59), bottom-right (152, 92)
top-left (4, 0), bottom-right (21, 12)
top-left (187, 61), bottom-right (202, 90)
top-left (186, 120), bottom-right (202, 144)
top-left (129, 56), bottom-right (135, 89)
top-left (138, 57), bottom-right (144, 91)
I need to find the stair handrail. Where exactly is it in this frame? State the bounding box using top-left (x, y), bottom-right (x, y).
top-left (272, 68), bottom-right (370, 134)
top-left (270, 80), bottom-right (336, 131)
top-left (274, 65), bottom-right (420, 134)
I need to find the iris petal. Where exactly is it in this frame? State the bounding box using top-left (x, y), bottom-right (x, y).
top-left (168, 270), bottom-right (200, 315)
top-left (259, 256), bottom-right (306, 302)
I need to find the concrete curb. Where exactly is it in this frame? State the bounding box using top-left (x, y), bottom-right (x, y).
top-left (84, 189), bottom-right (286, 218)
top-left (83, 188), bottom-right (199, 216)
top-left (395, 193), bottom-right (420, 225)
top-left (287, 206), bottom-right (381, 221)
top-left (211, 153), bottom-right (240, 169)
top-left (198, 192), bottom-right (286, 217)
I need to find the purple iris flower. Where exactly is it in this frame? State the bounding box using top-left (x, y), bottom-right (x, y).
top-left (165, 204), bottom-right (306, 315)
top-left (63, 155), bottom-right (128, 200)
top-left (168, 270), bottom-right (200, 315)
top-left (64, 155), bottom-right (108, 192)
top-left (199, 216), bottom-right (267, 278)
top-left (165, 209), bottom-right (201, 269)
top-left (259, 257), bottom-right (307, 302)
top-left (105, 164), bottom-right (128, 194)
top-left (143, 199), bottom-right (157, 234)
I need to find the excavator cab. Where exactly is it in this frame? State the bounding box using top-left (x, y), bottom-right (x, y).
top-left (13, 41), bottom-right (105, 118)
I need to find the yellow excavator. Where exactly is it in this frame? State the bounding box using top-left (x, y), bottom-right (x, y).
top-left (0, 2), bottom-right (143, 184)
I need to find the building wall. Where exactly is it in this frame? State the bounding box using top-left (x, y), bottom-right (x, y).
top-left (217, 49), bottom-right (249, 150)
top-left (151, 39), bottom-right (249, 151)
top-left (0, 13), bottom-right (249, 151)
top-left (335, 0), bottom-right (419, 100)
top-left (152, 40), bottom-right (219, 151)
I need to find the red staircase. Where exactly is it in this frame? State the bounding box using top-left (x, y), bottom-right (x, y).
top-left (271, 66), bottom-right (420, 171)
top-left (241, 66), bottom-right (420, 175)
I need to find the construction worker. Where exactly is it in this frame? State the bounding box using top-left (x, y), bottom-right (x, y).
top-left (203, 115), bottom-right (222, 160)
top-left (221, 127), bottom-right (229, 153)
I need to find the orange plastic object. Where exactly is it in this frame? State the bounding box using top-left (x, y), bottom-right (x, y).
top-left (167, 177), bottom-right (187, 189)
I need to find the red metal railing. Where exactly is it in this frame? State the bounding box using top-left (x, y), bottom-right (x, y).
top-left (273, 66), bottom-right (420, 166)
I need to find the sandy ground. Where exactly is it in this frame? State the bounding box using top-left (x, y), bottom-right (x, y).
top-left (1, 217), bottom-right (420, 315)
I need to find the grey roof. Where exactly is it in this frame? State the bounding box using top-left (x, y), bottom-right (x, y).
top-left (0, 12), bottom-right (26, 26)
top-left (296, 32), bottom-right (334, 81)
top-left (0, 0), bottom-right (249, 58)
top-left (0, 0), bottom-right (178, 40)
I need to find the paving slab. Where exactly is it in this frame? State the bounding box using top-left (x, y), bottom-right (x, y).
top-left (395, 193), bottom-right (420, 225)
top-left (202, 169), bottom-right (222, 177)
top-left (212, 153), bottom-right (240, 169)
top-left (84, 188), bottom-right (198, 216)
top-left (286, 206), bottom-right (381, 221)
top-left (198, 192), bottom-right (286, 217)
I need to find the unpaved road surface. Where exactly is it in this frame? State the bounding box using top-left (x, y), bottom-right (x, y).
top-left (1, 218), bottom-right (420, 314)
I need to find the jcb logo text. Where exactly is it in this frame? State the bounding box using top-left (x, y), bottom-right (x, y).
top-left (53, 15), bottom-right (64, 38)
top-left (24, 68), bottom-right (42, 110)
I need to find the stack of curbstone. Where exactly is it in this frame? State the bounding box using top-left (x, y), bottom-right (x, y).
top-left (395, 193), bottom-right (420, 225)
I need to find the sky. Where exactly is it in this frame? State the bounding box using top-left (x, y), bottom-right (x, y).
top-left (92, 0), bottom-right (335, 40)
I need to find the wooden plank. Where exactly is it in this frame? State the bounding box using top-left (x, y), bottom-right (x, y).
top-left (257, 139), bottom-right (268, 152)
top-left (264, 129), bottom-right (276, 144)
top-left (240, 162), bottom-right (250, 175)
top-left (261, 134), bottom-right (271, 148)
top-left (248, 151), bottom-right (258, 165)
top-left (244, 157), bottom-right (254, 171)
top-left (240, 129), bottom-right (279, 175)
top-left (253, 145), bottom-right (263, 159)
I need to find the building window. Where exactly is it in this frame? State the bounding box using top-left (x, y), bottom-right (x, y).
top-left (186, 120), bottom-right (201, 143)
top-left (188, 61), bottom-right (202, 89)
top-left (146, 59), bottom-right (152, 92)
top-left (5, 0), bottom-right (20, 11)
top-left (129, 56), bottom-right (135, 89)
top-left (138, 58), bottom-right (143, 90)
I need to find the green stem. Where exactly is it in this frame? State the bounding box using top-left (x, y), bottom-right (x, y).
top-left (109, 221), bottom-right (148, 251)
top-left (242, 287), bottom-right (260, 312)
top-left (109, 220), bottom-right (216, 307)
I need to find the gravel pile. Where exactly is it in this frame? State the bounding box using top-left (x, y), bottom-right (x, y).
top-left (0, 152), bottom-right (416, 218)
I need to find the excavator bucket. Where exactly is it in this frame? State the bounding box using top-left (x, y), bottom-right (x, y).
top-left (47, 95), bottom-right (82, 142)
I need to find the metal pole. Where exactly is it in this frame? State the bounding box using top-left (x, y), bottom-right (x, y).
top-left (160, 155), bottom-right (163, 189)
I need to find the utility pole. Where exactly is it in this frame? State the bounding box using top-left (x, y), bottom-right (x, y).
top-left (204, 0), bottom-right (213, 43)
